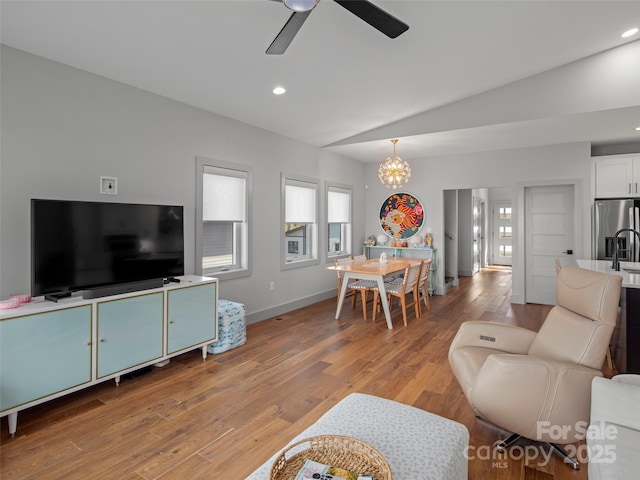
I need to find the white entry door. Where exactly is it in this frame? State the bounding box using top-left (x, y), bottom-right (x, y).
top-left (492, 203), bottom-right (513, 266)
top-left (525, 185), bottom-right (574, 305)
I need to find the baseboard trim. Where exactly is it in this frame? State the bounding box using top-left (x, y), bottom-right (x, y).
top-left (246, 289), bottom-right (336, 325)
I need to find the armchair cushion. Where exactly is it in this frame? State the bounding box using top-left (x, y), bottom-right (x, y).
top-left (528, 307), bottom-right (615, 370)
top-left (472, 354), bottom-right (602, 443)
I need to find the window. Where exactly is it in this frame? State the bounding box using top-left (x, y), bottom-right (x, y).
top-left (282, 175), bottom-right (319, 268)
top-left (327, 184), bottom-right (352, 258)
top-left (196, 158), bottom-right (251, 279)
top-left (499, 226), bottom-right (512, 238)
top-left (499, 207), bottom-right (512, 220)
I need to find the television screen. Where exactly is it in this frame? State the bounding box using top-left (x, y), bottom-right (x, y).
top-left (31, 199), bottom-right (184, 297)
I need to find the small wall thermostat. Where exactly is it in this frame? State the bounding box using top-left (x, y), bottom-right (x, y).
top-left (100, 176), bottom-right (118, 195)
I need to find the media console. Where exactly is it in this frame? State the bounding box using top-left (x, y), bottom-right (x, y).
top-left (0, 275), bottom-right (218, 437)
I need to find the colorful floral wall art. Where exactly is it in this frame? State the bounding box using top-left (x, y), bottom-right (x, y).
top-left (379, 192), bottom-right (424, 239)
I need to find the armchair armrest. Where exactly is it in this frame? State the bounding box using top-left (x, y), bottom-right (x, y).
top-left (471, 354), bottom-right (602, 443)
top-left (449, 321), bottom-right (537, 355)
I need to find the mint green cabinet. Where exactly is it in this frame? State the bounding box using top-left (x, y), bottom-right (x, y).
top-left (0, 305), bottom-right (92, 412)
top-left (363, 246), bottom-right (437, 295)
top-left (96, 292), bottom-right (163, 378)
top-left (1, 276), bottom-right (217, 436)
top-left (167, 283), bottom-right (217, 354)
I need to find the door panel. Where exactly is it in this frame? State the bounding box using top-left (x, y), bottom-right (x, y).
top-left (525, 185), bottom-right (574, 305)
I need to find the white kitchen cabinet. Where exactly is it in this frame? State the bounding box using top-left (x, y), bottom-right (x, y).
top-left (595, 155), bottom-right (640, 198)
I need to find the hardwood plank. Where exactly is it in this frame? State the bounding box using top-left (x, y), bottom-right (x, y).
top-left (1, 268), bottom-right (591, 480)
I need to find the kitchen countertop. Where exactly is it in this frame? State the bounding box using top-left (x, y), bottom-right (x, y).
top-left (576, 259), bottom-right (640, 289)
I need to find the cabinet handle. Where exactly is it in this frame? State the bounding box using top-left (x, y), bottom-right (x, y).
top-left (169, 320), bottom-right (175, 324)
top-left (630, 183), bottom-right (632, 194)
top-left (636, 182), bottom-right (638, 194)
top-left (100, 338), bottom-right (105, 343)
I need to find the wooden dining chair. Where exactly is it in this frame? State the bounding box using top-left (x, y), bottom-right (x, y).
top-left (417, 258), bottom-right (433, 315)
top-left (333, 256), bottom-right (375, 319)
top-left (333, 256), bottom-right (356, 308)
top-left (372, 260), bottom-right (424, 327)
top-left (345, 254), bottom-right (378, 320)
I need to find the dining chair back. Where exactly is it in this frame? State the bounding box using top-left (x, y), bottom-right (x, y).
top-left (372, 260), bottom-right (424, 327)
top-left (334, 257), bottom-right (354, 307)
top-left (334, 256), bottom-right (376, 319)
top-left (417, 258), bottom-right (433, 315)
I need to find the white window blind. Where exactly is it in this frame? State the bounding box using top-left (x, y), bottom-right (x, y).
top-left (328, 189), bottom-right (350, 223)
top-left (285, 183), bottom-right (316, 223)
top-left (203, 166), bottom-right (246, 222)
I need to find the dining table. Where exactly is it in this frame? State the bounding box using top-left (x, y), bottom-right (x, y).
top-left (327, 257), bottom-right (423, 329)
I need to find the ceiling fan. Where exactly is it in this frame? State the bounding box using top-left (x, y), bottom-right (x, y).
top-left (267, 0), bottom-right (409, 55)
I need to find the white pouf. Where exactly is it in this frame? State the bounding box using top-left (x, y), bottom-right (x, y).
top-left (207, 299), bottom-right (247, 354)
top-left (245, 392), bottom-right (469, 480)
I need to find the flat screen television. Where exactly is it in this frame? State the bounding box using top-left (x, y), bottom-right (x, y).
top-left (31, 199), bottom-right (184, 300)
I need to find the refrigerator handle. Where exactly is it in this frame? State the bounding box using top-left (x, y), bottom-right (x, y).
top-left (591, 202), bottom-right (600, 260)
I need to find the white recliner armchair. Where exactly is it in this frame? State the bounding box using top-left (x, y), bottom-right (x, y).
top-left (448, 264), bottom-right (622, 469)
top-left (588, 374), bottom-right (640, 479)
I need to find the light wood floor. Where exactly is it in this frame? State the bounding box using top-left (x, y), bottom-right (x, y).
top-left (1, 268), bottom-right (590, 480)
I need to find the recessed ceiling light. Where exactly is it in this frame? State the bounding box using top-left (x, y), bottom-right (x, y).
top-left (635, 126), bottom-right (640, 131)
top-left (621, 27), bottom-right (639, 38)
top-left (272, 86), bottom-right (286, 95)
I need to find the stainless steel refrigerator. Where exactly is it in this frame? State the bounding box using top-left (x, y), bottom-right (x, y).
top-left (593, 198), bottom-right (640, 261)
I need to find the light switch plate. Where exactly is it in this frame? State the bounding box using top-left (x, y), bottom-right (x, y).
top-left (100, 176), bottom-right (118, 195)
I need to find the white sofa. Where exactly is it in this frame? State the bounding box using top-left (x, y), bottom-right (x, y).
top-left (588, 374), bottom-right (640, 479)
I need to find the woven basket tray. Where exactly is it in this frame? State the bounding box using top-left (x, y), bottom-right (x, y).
top-left (269, 435), bottom-right (392, 480)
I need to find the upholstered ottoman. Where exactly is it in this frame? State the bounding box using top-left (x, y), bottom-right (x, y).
top-left (207, 299), bottom-right (247, 354)
top-left (245, 393), bottom-right (469, 480)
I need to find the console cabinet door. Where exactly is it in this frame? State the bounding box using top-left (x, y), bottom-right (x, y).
top-left (167, 283), bottom-right (217, 354)
top-left (0, 305), bottom-right (92, 412)
top-left (96, 292), bottom-right (163, 378)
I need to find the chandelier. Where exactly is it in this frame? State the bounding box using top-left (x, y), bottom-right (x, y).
top-left (378, 139), bottom-right (411, 189)
top-left (283, 0), bottom-right (318, 12)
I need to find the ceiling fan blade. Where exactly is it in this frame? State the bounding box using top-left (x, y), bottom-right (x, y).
top-left (266, 10), bottom-right (313, 54)
top-left (333, 0), bottom-right (408, 38)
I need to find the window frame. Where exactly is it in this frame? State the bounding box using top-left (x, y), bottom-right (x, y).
top-left (326, 182), bottom-right (353, 260)
top-left (195, 156), bottom-right (252, 280)
top-left (281, 173), bottom-right (320, 270)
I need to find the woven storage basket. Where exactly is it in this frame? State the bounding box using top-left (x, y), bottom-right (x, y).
top-left (269, 435), bottom-right (391, 480)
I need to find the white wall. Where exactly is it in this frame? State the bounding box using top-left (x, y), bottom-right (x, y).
top-left (364, 142), bottom-right (593, 302)
top-left (0, 46), bottom-right (366, 322)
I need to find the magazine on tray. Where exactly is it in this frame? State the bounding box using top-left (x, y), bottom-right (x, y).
top-left (294, 459), bottom-right (373, 480)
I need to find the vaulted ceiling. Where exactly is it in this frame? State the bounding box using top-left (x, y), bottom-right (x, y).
top-left (2, 1), bottom-right (639, 162)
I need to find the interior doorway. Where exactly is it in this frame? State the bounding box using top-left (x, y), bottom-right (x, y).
top-left (443, 187), bottom-right (512, 293)
top-left (524, 184), bottom-right (575, 305)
